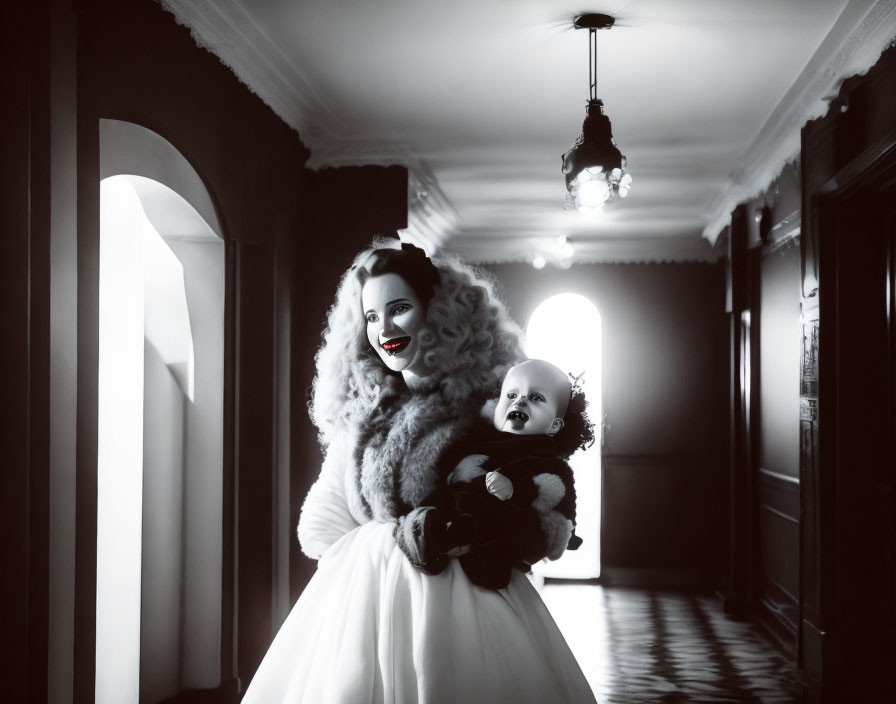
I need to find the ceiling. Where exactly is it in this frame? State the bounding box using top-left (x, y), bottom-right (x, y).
top-left (161, 0), bottom-right (895, 264)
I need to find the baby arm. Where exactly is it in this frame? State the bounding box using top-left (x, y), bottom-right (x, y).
top-left (297, 438), bottom-right (362, 560)
top-left (485, 470), bottom-right (514, 500)
top-left (483, 464), bottom-right (543, 507)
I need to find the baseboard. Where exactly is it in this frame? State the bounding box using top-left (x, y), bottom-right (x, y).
top-left (715, 588), bottom-right (751, 619)
top-left (543, 576), bottom-right (601, 587)
top-left (158, 679), bottom-right (240, 704)
top-left (599, 567), bottom-right (711, 589)
top-left (756, 599), bottom-right (798, 659)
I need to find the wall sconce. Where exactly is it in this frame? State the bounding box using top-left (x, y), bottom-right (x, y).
top-left (531, 236), bottom-right (575, 269)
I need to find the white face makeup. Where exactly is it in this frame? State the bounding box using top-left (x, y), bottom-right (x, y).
top-left (493, 359), bottom-right (571, 436)
top-left (361, 273), bottom-right (429, 378)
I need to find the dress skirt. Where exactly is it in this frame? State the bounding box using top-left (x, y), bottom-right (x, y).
top-left (242, 520), bottom-right (597, 704)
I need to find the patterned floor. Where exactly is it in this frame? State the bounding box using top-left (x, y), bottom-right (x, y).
top-left (538, 582), bottom-right (804, 704)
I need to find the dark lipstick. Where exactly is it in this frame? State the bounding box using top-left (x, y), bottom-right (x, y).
top-left (381, 336), bottom-right (411, 356)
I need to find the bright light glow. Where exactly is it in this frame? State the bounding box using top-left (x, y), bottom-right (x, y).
top-left (526, 293), bottom-right (602, 578)
top-left (96, 177), bottom-right (146, 704)
top-left (547, 235), bottom-right (575, 268)
top-left (143, 218), bottom-right (195, 400)
top-left (567, 164), bottom-right (632, 213)
top-left (576, 177), bottom-right (610, 210)
top-left (97, 176), bottom-right (197, 704)
top-left (532, 254), bottom-right (546, 270)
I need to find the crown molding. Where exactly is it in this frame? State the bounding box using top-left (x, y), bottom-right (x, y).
top-left (159, 0), bottom-right (424, 171)
top-left (304, 141), bottom-right (412, 170)
top-left (702, 0), bottom-right (896, 244)
top-left (398, 158), bottom-right (461, 254)
top-left (160, 0), bottom-right (342, 149)
top-left (450, 234), bottom-right (726, 266)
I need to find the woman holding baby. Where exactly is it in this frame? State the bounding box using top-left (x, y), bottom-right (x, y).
top-left (242, 240), bottom-right (596, 704)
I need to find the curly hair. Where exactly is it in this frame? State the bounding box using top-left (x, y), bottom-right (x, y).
top-left (552, 384), bottom-right (597, 460)
top-left (310, 239), bottom-right (525, 446)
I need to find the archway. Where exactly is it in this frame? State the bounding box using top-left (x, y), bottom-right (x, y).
top-left (526, 293), bottom-right (602, 578)
top-left (96, 121), bottom-right (225, 703)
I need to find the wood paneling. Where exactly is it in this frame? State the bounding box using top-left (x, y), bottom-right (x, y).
top-left (757, 469), bottom-right (799, 654)
top-left (720, 168), bottom-right (804, 660)
top-left (601, 455), bottom-right (722, 584)
top-left (0, 3), bottom-right (52, 700)
top-left (726, 204), bottom-right (760, 612)
top-left (800, 42), bottom-right (896, 702)
top-left (758, 242), bottom-right (800, 478)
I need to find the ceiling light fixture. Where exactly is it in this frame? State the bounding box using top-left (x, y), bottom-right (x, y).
top-left (562, 13), bottom-right (632, 215)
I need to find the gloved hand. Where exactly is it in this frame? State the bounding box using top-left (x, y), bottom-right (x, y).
top-left (485, 471), bottom-right (514, 501)
top-left (394, 506), bottom-right (449, 575)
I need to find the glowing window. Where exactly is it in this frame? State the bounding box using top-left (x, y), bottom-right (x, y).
top-left (526, 293), bottom-right (602, 578)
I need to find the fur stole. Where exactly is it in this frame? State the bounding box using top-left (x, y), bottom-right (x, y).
top-left (352, 390), bottom-right (478, 522)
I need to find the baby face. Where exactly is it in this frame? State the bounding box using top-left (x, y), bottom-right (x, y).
top-left (493, 360), bottom-right (571, 436)
top-left (361, 273), bottom-right (428, 377)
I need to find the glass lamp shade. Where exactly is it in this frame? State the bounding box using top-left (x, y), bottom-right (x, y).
top-left (562, 99), bottom-right (631, 213)
top-left (570, 168), bottom-right (611, 214)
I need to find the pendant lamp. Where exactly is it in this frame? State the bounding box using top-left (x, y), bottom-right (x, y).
top-left (562, 14), bottom-right (632, 215)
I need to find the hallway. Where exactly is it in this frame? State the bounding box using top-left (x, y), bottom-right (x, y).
top-left (7, 1), bottom-right (896, 701)
top-left (540, 583), bottom-right (803, 703)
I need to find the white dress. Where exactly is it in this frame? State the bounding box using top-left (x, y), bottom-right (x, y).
top-left (242, 395), bottom-right (597, 704)
top-left (242, 521), bottom-right (596, 704)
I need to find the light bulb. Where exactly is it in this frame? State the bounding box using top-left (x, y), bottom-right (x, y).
top-left (576, 178), bottom-right (610, 209)
top-left (532, 254), bottom-right (546, 270)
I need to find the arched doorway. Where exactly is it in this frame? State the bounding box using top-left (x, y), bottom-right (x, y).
top-left (96, 121), bottom-right (225, 703)
top-left (526, 293), bottom-right (602, 579)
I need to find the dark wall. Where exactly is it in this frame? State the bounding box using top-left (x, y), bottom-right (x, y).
top-left (799, 43), bottom-right (896, 702)
top-left (76, 0), bottom-right (308, 696)
top-left (726, 161), bottom-right (804, 645)
top-left (290, 164), bottom-right (408, 605)
top-left (724, 161), bottom-right (804, 654)
top-left (723, 43), bottom-right (896, 702)
top-left (4, 0), bottom-right (408, 701)
top-left (0, 3), bottom-right (52, 702)
top-left (755, 240), bottom-right (801, 654)
top-left (486, 260), bottom-right (729, 583)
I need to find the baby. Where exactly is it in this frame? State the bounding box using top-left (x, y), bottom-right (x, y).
top-left (396, 359), bottom-right (594, 589)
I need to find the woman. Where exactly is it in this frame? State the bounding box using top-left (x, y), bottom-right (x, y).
top-left (243, 240), bottom-right (596, 703)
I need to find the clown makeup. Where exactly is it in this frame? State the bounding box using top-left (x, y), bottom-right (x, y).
top-left (493, 359), bottom-right (571, 436)
top-left (362, 273), bottom-right (429, 380)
